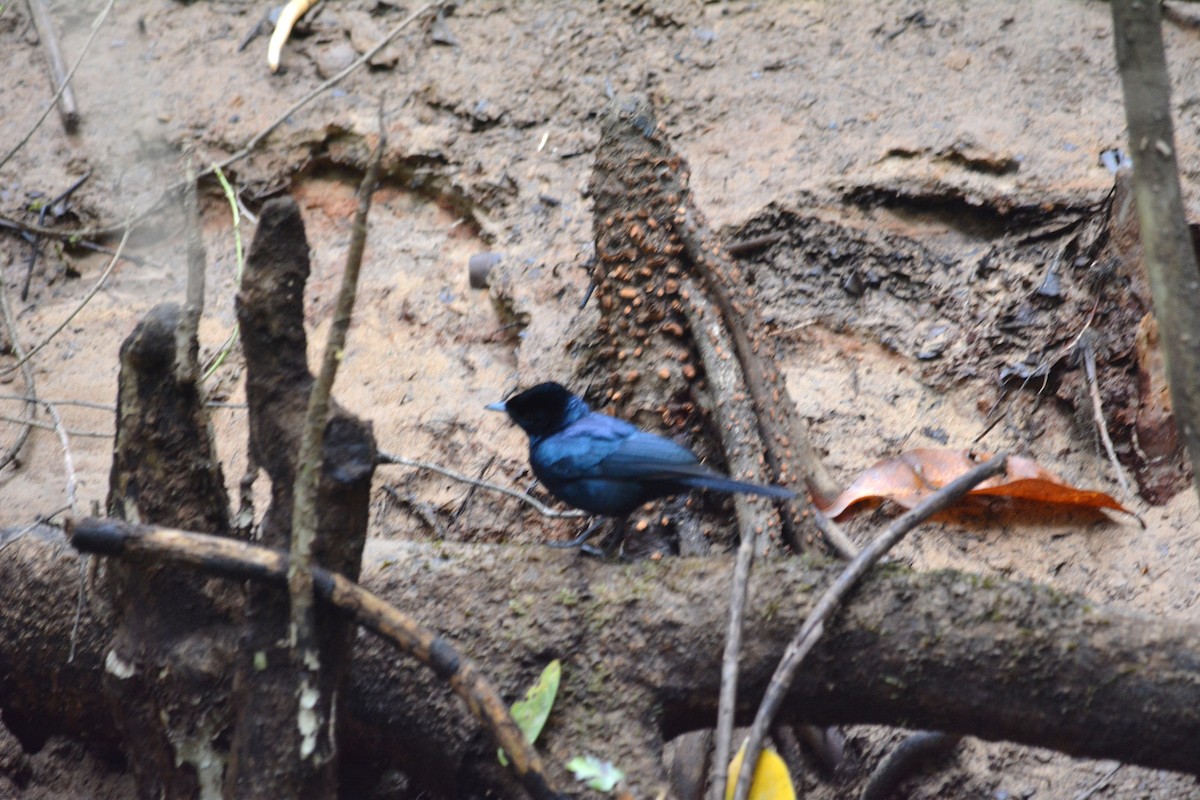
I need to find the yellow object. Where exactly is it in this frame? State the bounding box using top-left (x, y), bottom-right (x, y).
top-left (725, 744), bottom-right (796, 800)
top-left (268, 0), bottom-right (317, 72)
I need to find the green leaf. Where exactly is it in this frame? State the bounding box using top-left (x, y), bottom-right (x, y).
top-left (497, 659), bottom-right (561, 766)
top-left (566, 755), bottom-right (624, 792)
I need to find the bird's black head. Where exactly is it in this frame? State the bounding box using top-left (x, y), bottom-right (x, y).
top-left (488, 382), bottom-right (590, 439)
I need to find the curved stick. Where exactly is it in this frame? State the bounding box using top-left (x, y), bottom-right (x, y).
top-left (67, 517), bottom-right (567, 800)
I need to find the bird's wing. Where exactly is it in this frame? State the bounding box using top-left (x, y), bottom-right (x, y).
top-left (591, 428), bottom-right (715, 481)
top-left (534, 411), bottom-right (718, 480)
top-left (531, 415), bottom-right (635, 481)
top-left (599, 432), bottom-right (794, 499)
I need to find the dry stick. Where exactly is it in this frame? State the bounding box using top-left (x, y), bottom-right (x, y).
top-left (0, 394), bottom-right (241, 412)
top-left (377, 450), bottom-right (588, 519)
top-left (812, 506), bottom-right (858, 559)
top-left (65, 517), bottom-right (566, 800)
top-left (1072, 762), bottom-right (1122, 800)
top-left (26, 0), bottom-right (79, 131)
top-left (287, 105), bottom-right (386, 753)
top-left (178, 162), bottom-right (206, 385)
top-left (0, 258), bottom-right (36, 471)
top-left (710, 505), bottom-right (755, 800)
top-left (680, 212), bottom-right (847, 554)
top-left (1079, 332), bottom-right (1132, 494)
top-left (0, 413), bottom-right (107, 438)
top-left (41, 399), bottom-right (77, 513)
top-left (0, 2), bottom-right (443, 242)
top-left (0, 0), bottom-right (114, 173)
top-left (1111, 0), bottom-right (1200, 506)
top-left (678, 278), bottom-right (779, 800)
top-left (0, 393), bottom-right (113, 410)
top-left (731, 453), bottom-right (1010, 800)
top-left (0, 223), bottom-right (132, 377)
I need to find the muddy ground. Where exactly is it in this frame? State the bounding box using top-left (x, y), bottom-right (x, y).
top-left (2, 0), bottom-right (1200, 798)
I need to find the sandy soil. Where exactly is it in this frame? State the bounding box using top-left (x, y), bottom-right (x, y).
top-left (2, 0), bottom-right (1200, 797)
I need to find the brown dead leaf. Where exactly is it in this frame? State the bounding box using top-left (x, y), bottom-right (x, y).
top-left (820, 448), bottom-right (1128, 518)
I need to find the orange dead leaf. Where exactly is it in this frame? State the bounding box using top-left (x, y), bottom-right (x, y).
top-left (820, 448), bottom-right (1128, 518)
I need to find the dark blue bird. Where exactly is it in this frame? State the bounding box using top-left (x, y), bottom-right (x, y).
top-left (488, 382), bottom-right (794, 549)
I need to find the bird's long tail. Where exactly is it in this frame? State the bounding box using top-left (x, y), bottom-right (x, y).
top-left (680, 474), bottom-right (796, 501)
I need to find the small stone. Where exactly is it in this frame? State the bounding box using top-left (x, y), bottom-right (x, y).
top-left (467, 252), bottom-right (502, 289)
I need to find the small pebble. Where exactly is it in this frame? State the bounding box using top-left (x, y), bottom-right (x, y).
top-left (468, 252), bottom-right (503, 289)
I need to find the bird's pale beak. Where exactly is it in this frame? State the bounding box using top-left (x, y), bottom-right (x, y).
top-left (485, 401), bottom-right (507, 413)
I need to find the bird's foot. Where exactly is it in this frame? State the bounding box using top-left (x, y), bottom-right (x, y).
top-left (544, 517), bottom-right (607, 549)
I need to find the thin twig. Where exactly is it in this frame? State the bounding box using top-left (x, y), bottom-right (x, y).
top-left (731, 453), bottom-right (1010, 800)
top-left (1079, 331), bottom-right (1132, 494)
top-left (0, 412), bottom-right (108, 438)
top-left (0, 0), bottom-right (115, 172)
top-left (0, 394), bottom-right (245, 412)
top-left (0, 393), bottom-right (113, 410)
top-left (1072, 762), bottom-right (1122, 800)
top-left (179, 160), bottom-right (205, 384)
top-left (678, 280), bottom-right (778, 800)
top-left (42, 399), bottom-right (77, 514)
top-left (0, 223), bottom-right (133, 377)
top-left (287, 101), bottom-right (386, 750)
top-left (451, 453), bottom-right (495, 523)
top-left (812, 506), bottom-right (859, 559)
top-left (376, 449), bottom-right (588, 519)
top-left (710, 499), bottom-right (756, 800)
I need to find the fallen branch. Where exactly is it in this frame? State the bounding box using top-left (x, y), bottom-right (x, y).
top-left (26, 0), bottom-right (80, 131)
top-left (67, 517), bottom-right (564, 800)
top-left (4, 527), bottom-right (1199, 793)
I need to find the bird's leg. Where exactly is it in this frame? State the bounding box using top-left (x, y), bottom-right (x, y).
top-left (544, 517), bottom-right (608, 549)
top-left (590, 515), bottom-right (631, 558)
